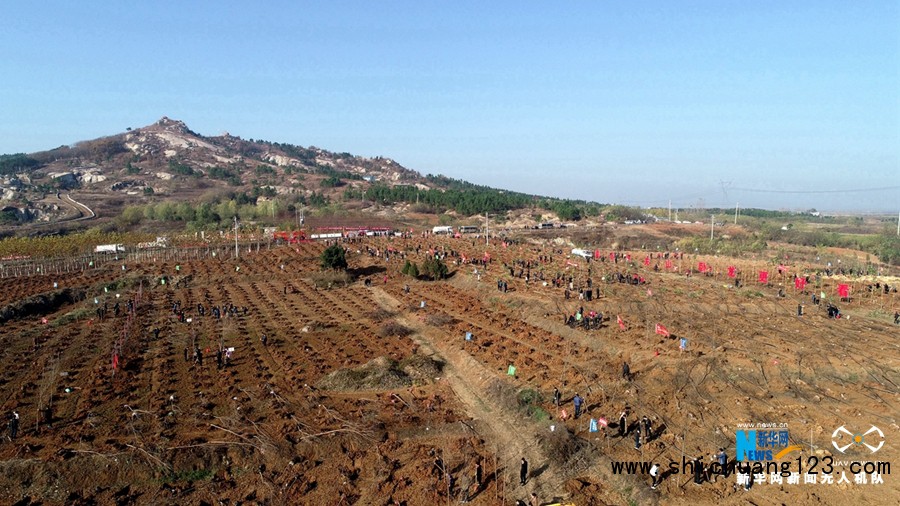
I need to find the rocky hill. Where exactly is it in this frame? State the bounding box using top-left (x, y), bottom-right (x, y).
top-left (0, 117), bottom-right (427, 228)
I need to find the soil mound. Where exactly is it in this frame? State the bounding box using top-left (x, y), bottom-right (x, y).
top-left (318, 354), bottom-right (444, 391)
top-left (397, 354), bottom-right (444, 382)
top-left (317, 356), bottom-right (413, 391)
top-left (0, 288), bottom-right (85, 323)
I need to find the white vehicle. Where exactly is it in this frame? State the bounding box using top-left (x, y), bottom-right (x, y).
top-left (310, 233), bottom-right (342, 240)
top-left (432, 226), bottom-right (453, 235)
top-left (95, 244), bottom-right (125, 253)
top-left (571, 248), bottom-right (592, 258)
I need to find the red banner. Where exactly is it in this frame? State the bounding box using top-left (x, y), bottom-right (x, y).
top-left (838, 284), bottom-right (850, 298)
top-left (665, 260), bottom-right (673, 270)
top-left (617, 315), bottom-right (626, 331)
top-left (794, 278), bottom-right (807, 291)
top-left (655, 323), bottom-right (670, 337)
top-left (643, 256), bottom-right (651, 266)
top-left (727, 266), bottom-right (736, 278)
top-left (759, 271), bottom-right (769, 284)
top-left (698, 262), bottom-right (708, 273)
top-left (594, 249), bottom-right (601, 259)
top-left (112, 353), bottom-right (119, 370)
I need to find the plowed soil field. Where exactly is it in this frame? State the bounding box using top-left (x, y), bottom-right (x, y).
top-left (0, 231), bottom-right (897, 505)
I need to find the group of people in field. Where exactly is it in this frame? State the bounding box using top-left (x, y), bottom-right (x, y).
top-left (94, 299), bottom-right (134, 320)
top-left (564, 306), bottom-right (604, 330)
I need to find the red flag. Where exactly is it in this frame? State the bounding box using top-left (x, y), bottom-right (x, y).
top-left (594, 249), bottom-right (601, 259)
top-left (112, 354), bottom-right (119, 369)
top-left (655, 323), bottom-right (670, 337)
top-left (794, 278), bottom-right (806, 291)
top-left (759, 271), bottom-right (768, 284)
top-left (617, 315), bottom-right (626, 330)
top-left (838, 284), bottom-right (850, 298)
top-left (727, 266), bottom-right (736, 278)
top-left (698, 261), bottom-right (708, 273)
top-left (643, 256), bottom-right (651, 266)
top-left (665, 260), bottom-right (673, 270)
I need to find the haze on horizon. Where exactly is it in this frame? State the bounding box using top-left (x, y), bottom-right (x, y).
top-left (1, 1), bottom-right (897, 213)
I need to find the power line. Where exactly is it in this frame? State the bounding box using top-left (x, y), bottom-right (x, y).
top-left (730, 185), bottom-right (900, 195)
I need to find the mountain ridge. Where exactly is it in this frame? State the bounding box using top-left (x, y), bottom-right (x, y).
top-left (1, 117), bottom-right (599, 231)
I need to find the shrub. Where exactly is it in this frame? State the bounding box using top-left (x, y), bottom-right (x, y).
top-left (310, 270), bottom-right (352, 288)
top-left (320, 244), bottom-right (348, 270)
top-left (424, 313), bottom-right (458, 327)
top-left (377, 321), bottom-right (413, 338)
top-left (401, 260), bottom-right (420, 278)
top-left (367, 309), bottom-right (396, 322)
top-left (539, 425), bottom-right (590, 468)
top-left (421, 257), bottom-right (448, 280)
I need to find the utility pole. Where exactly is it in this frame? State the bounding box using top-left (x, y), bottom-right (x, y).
top-left (897, 210), bottom-right (899, 236)
top-left (234, 216), bottom-right (239, 259)
top-left (668, 200), bottom-right (672, 222)
top-left (710, 215), bottom-right (714, 241)
top-left (734, 202), bottom-right (739, 225)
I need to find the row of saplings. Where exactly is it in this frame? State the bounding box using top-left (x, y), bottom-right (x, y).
top-left (320, 243), bottom-right (449, 280)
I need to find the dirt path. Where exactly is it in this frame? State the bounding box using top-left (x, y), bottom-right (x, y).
top-left (369, 285), bottom-right (657, 505)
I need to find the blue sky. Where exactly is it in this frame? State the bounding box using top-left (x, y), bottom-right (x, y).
top-left (1, 1), bottom-right (897, 211)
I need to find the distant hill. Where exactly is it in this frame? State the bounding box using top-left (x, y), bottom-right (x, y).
top-left (0, 117), bottom-right (601, 232)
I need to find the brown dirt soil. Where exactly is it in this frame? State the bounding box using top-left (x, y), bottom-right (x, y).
top-left (0, 229), bottom-right (897, 505)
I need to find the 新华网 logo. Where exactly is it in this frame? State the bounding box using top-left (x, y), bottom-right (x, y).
top-left (736, 429), bottom-right (795, 461)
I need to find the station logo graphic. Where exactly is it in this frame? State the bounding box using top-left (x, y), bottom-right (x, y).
top-left (832, 425), bottom-right (884, 454)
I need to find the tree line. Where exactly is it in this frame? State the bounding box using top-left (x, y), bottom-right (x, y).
top-left (364, 181), bottom-right (601, 219)
top-left (0, 154), bottom-right (41, 176)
